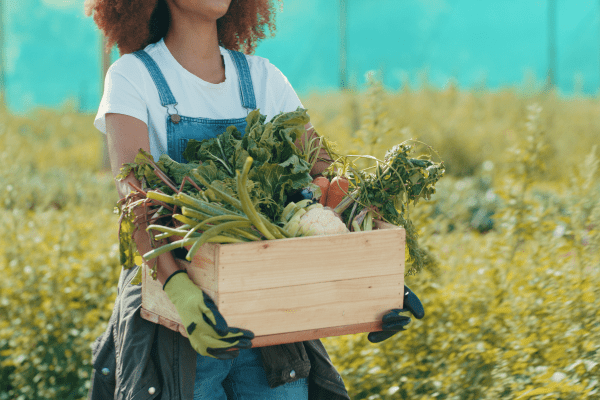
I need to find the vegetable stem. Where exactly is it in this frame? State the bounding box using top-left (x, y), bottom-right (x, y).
top-left (143, 237), bottom-right (197, 260)
top-left (186, 220), bottom-right (253, 261)
top-left (237, 157), bottom-right (277, 240)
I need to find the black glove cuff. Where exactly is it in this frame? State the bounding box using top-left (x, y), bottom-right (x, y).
top-left (162, 269), bottom-right (187, 291)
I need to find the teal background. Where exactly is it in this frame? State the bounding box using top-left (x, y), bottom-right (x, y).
top-left (1, 0), bottom-right (599, 113)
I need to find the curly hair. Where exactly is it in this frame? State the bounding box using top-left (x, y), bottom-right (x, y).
top-left (85, 0), bottom-right (280, 55)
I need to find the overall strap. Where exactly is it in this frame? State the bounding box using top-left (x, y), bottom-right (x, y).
top-left (226, 50), bottom-right (257, 110)
top-left (132, 50), bottom-right (178, 107)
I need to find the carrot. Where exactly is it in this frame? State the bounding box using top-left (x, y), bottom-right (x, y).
top-left (326, 176), bottom-right (349, 209)
top-left (312, 176), bottom-right (330, 206)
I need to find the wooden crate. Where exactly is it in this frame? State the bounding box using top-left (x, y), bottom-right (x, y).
top-left (141, 220), bottom-right (405, 347)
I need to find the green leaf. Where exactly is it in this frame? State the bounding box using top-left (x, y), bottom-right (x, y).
top-left (182, 139), bottom-right (204, 163)
top-left (233, 147), bottom-right (251, 172)
top-left (116, 149), bottom-right (157, 182)
top-left (409, 172), bottom-right (421, 185)
top-left (245, 109), bottom-right (267, 136)
top-left (116, 163), bottom-right (137, 181)
top-left (247, 141), bottom-right (271, 166)
top-left (271, 108), bottom-right (310, 128)
top-left (250, 163), bottom-right (313, 207)
top-left (116, 108), bottom-right (321, 227)
top-left (118, 212), bottom-right (137, 270)
top-left (157, 154), bottom-right (201, 186)
top-left (276, 173), bottom-right (313, 201)
top-left (134, 148), bottom-right (155, 165)
top-left (130, 266), bottom-right (143, 286)
top-left (193, 160), bottom-right (230, 185)
top-left (279, 154), bottom-right (311, 174)
top-left (259, 122), bottom-right (276, 147)
top-left (183, 127), bottom-right (242, 174)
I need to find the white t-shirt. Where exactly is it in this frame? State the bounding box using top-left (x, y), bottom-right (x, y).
top-left (94, 38), bottom-right (304, 161)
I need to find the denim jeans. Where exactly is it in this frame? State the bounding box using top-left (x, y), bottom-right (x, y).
top-left (193, 348), bottom-right (309, 400)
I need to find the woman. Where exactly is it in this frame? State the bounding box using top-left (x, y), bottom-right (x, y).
top-left (85, 0), bottom-right (423, 398)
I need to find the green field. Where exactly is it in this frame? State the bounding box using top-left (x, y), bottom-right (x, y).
top-left (1, 84), bottom-right (599, 399)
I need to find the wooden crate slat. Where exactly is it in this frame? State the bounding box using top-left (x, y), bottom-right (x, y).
top-left (215, 228), bottom-right (405, 293)
top-left (219, 273), bottom-right (404, 336)
top-left (143, 266), bottom-right (403, 337)
top-left (142, 261), bottom-right (217, 328)
top-left (140, 308), bottom-right (384, 347)
top-left (141, 223), bottom-right (406, 346)
top-left (142, 264), bottom-right (179, 321)
top-left (140, 308), bottom-right (187, 337)
top-left (176, 243), bottom-right (219, 295)
top-left (245, 321), bottom-right (383, 347)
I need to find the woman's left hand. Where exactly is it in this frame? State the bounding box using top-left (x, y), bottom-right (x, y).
top-left (367, 285), bottom-right (425, 343)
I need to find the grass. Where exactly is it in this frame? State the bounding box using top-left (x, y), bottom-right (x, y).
top-left (0, 84), bottom-right (598, 399)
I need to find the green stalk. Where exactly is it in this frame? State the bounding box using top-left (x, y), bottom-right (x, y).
top-left (205, 235), bottom-right (245, 244)
top-left (153, 224), bottom-right (192, 240)
top-left (364, 210), bottom-right (373, 231)
top-left (231, 227), bottom-right (262, 241)
top-left (184, 215), bottom-right (250, 240)
top-left (173, 214), bottom-right (202, 226)
top-left (143, 238), bottom-right (197, 260)
top-left (146, 191), bottom-right (186, 208)
top-left (274, 225), bottom-right (291, 238)
top-left (146, 225), bottom-right (194, 236)
top-left (186, 220), bottom-right (253, 261)
top-left (175, 192), bottom-right (241, 216)
top-left (192, 166), bottom-right (286, 239)
top-left (236, 157), bottom-right (276, 240)
top-left (182, 207), bottom-right (212, 222)
top-left (190, 170), bottom-right (244, 211)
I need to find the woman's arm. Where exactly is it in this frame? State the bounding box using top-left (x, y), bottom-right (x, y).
top-left (299, 122), bottom-right (334, 177)
top-left (105, 113), bottom-right (183, 285)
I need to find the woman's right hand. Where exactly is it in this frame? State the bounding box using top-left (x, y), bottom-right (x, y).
top-left (163, 270), bottom-right (255, 359)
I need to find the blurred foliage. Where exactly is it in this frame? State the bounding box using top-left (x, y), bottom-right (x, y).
top-left (0, 106), bottom-right (120, 399)
top-left (1, 83), bottom-right (599, 398)
top-left (310, 83), bottom-right (600, 399)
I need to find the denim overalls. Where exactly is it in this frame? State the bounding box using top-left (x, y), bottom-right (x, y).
top-left (133, 49), bottom-right (254, 163)
top-left (132, 48), bottom-right (309, 399)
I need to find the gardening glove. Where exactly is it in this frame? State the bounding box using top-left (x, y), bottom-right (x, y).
top-left (163, 270), bottom-right (254, 360)
top-left (367, 285), bottom-right (425, 343)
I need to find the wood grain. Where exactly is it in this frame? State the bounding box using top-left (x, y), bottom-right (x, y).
top-left (140, 308), bottom-right (384, 347)
top-left (216, 228), bottom-right (405, 293)
top-left (219, 274), bottom-right (404, 336)
top-left (141, 223), bottom-right (406, 345)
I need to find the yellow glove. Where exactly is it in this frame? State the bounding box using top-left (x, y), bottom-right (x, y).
top-left (163, 270), bottom-right (254, 359)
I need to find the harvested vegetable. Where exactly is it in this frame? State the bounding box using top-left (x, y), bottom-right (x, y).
top-left (136, 156), bottom-right (295, 265)
top-left (325, 141), bottom-right (445, 275)
top-left (296, 204), bottom-right (349, 237)
top-left (115, 105), bottom-right (444, 279)
top-left (326, 176), bottom-right (349, 209)
top-left (118, 108), bottom-right (316, 224)
top-left (115, 108), bottom-right (321, 275)
top-left (312, 176), bottom-right (330, 206)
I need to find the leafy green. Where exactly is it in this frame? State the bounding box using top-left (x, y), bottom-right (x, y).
top-left (156, 155), bottom-right (200, 189)
top-left (117, 209), bottom-right (138, 270)
top-left (330, 141), bottom-right (445, 276)
top-left (116, 107), bottom-right (317, 250)
top-left (175, 108), bottom-right (314, 221)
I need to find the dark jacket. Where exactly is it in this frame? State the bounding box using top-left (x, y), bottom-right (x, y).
top-left (87, 266), bottom-right (350, 400)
